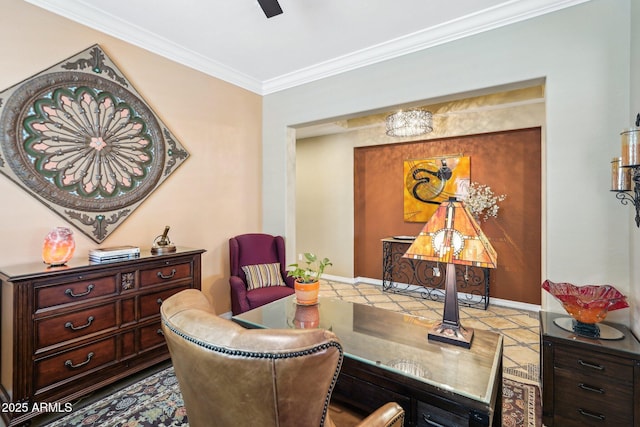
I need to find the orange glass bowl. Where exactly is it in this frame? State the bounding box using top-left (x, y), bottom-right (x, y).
top-left (542, 280), bottom-right (629, 324)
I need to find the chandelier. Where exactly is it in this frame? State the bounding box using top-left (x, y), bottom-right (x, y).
top-left (385, 109), bottom-right (433, 137)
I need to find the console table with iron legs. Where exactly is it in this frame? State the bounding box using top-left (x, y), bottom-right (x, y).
top-left (382, 237), bottom-right (490, 310)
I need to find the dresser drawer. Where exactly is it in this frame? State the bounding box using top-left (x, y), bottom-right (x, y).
top-left (140, 286), bottom-right (189, 320)
top-left (36, 275), bottom-right (118, 310)
top-left (554, 394), bottom-right (632, 426)
top-left (554, 346), bottom-right (633, 384)
top-left (333, 373), bottom-right (411, 416)
top-left (554, 367), bottom-right (632, 424)
top-left (34, 337), bottom-right (117, 391)
top-left (35, 302), bottom-right (118, 350)
top-left (417, 400), bottom-right (468, 427)
top-left (140, 321), bottom-right (166, 350)
top-left (139, 262), bottom-right (192, 287)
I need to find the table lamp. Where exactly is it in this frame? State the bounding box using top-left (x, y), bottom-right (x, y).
top-left (403, 197), bottom-right (497, 348)
top-left (42, 227), bottom-right (76, 267)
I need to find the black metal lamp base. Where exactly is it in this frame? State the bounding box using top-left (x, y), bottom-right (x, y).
top-left (428, 322), bottom-right (474, 349)
top-left (428, 263), bottom-right (474, 349)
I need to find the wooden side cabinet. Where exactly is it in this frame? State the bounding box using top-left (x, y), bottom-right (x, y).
top-left (541, 311), bottom-right (640, 426)
top-left (0, 247), bottom-right (205, 426)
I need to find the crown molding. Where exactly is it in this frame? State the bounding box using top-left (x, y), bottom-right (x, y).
top-left (262, 0), bottom-right (591, 94)
top-left (26, 0), bottom-right (590, 96)
top-left (24, 0), bottom-right (263, 93)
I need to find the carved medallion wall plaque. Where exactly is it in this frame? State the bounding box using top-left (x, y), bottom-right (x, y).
top-left (0, 45), bottom-right (189, 243)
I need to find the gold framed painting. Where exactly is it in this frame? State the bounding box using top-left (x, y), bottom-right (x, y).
top-left (403, 156), bottom-right (470, 222)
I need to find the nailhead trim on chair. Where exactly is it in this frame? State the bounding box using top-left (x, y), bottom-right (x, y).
top-left (163, 319), bottom-right (344, 426)
top-left (389, 410), bottom-right (405, 427)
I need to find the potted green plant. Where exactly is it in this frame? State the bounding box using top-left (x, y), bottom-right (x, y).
top-left (287, 253), bottom-right (332, 305)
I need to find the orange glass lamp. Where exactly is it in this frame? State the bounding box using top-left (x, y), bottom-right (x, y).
top-left (403, 197), bottom-right (497, 348)
top-left (42, 227), bottom-right (76, 267)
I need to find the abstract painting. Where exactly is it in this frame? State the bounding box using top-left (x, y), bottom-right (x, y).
top-left (403, 155), bottom-right (470, 222)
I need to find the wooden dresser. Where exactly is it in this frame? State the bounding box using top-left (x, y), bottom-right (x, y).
top-left (0, 247), bottom-right (205, 426)
top-left (541, 311), bottom-right (640, 426)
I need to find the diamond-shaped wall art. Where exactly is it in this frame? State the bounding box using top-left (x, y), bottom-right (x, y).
top-left (0, 45), bottom-right (189, 243)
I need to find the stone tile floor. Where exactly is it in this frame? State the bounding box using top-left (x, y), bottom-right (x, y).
top-left (321, 280), bottom-right (540, 385)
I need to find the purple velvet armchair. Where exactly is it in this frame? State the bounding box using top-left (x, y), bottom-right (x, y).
top-left (229, 233), bottom-right (295, 315)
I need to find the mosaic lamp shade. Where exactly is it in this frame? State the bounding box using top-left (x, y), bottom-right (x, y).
top-left (403, 197), bottom-right (497, 348)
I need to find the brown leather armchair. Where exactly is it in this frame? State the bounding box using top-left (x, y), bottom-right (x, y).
top-left (161, 289), bottom-right (405, 427)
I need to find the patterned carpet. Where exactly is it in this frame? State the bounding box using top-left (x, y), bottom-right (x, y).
top-left (38, 280), bottom-right (542, 426)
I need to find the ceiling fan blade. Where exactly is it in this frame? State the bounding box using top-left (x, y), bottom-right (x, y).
top-left (257, 0), bottom-right (283, 18)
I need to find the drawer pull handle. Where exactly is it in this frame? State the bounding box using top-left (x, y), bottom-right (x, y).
top-left (578, 408), bottom-right (606, 421)
top-left (157, 329), bottom-right (164, 336)
top-left (64, 352), bottom-right (94, 369)
top-left (65, 284), bottom-right (95, 298)
top-left (421, 414), bottom-right (445, 427)
top-left (157, 269), bottom-right (176, 280)
top-left (157, 298), bottom-right (163, 305)
top-left (578, 359), bottom-right (604, 370)
top-left (65, 316), bottom-right (95, 331)
top-left (578, 383), bottom-right (605, 394)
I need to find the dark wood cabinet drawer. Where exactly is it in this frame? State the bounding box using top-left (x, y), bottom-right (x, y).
top-left (140, 321), bottom-right (166, 350)
top-left (35, 302), bottom-right (117, 350)
top-left (139, 262), bottom-right (192, 287)
top-left (554, 367), bottom-right (632, 423)
top-left (34, 337), bottom-right (117, 391)
top-left (333, 373), bottom-right (411, 416)
top-left (417, 400), bottom-right (468, 427)
top-left (36, 275), bottom-right (117, 310)
top-left (139, 285), bottom-right (189, 319)
top-left (554, 398), bottom-right (631, 426)
top-left (554, 346), bottom-right (633, 384)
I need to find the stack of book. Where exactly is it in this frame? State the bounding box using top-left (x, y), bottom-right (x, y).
top-left (89, 246), bottom-right (141, 263)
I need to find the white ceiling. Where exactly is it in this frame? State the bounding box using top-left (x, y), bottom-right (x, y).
top-left (26, 0), bottom-right (589, 95)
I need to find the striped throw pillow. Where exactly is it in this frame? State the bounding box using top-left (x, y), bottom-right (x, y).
top-left (242, 263), bottom-right (285, 290)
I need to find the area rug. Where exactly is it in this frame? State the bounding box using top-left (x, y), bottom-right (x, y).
top-left (44, 366), bottom-right (541, 426)
top-left (45, 367), bottom-right (186, 427)
top-left (503, 377), bottom-right (542, 427)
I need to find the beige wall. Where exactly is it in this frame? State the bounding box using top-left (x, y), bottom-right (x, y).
top-left (1, 0), bottom-right (263, 314)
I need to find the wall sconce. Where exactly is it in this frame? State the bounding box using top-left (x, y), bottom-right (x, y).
top-left (611, 114), bottom-right (640, 227)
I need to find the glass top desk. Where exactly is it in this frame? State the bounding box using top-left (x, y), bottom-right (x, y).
top-left (233, 296), bottom-right (503, 427)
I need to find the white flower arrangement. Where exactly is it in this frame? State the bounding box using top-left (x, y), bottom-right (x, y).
top-left (463, 182), bottom-right (506, 222)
